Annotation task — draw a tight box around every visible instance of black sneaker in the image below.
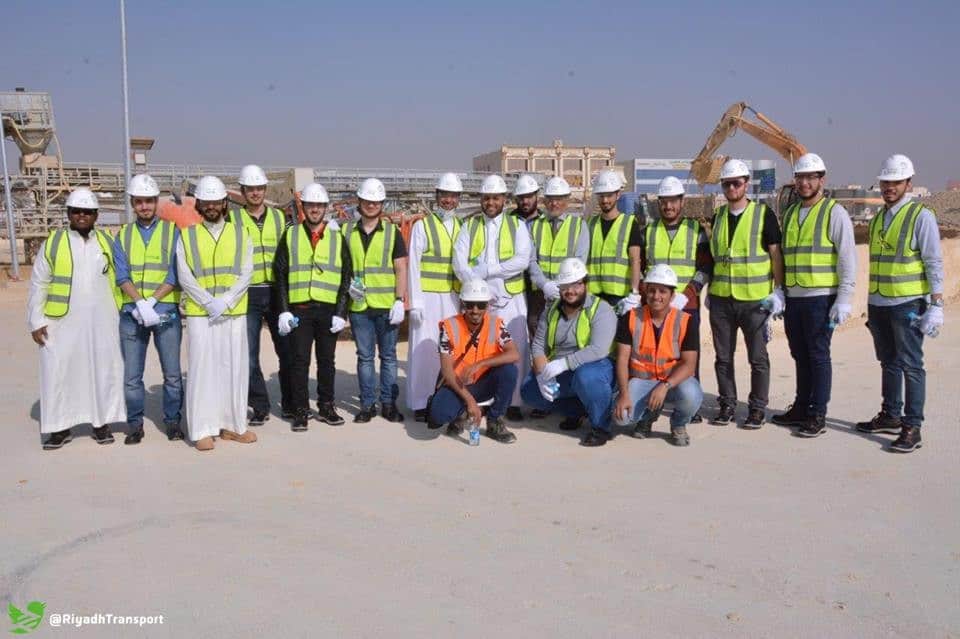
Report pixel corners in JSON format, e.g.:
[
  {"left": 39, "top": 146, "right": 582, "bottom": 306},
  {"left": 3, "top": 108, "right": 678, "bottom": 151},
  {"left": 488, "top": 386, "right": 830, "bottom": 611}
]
[
  {"left": 291, "top": 413, "right": 309, "bottom": 432},
  {"left": 580, "top": 428, "right": 610, "bottom": 447},
  {"left": 889, "top": 425, "right": 922, "bottom": 453},
  {"left": 689, "top": 412, "right": 703, "bottom": 424},
  {"left": 795, "top": 414, "right": 827, "bottom": 438},
  {"left": 166, "top": 425, "right": 184, "bottom": 441},
  {"left": 485, "top": 417, "right": 517, "bottom": 444},
  {"left": 505, "top": 407, "right": 523, "bottom": 421},
  {"left": 316, "top": 402, "right": 345, "bottom": 426},
  {"left": 413, "top": 409, "right": 427, "bottom": 423},
  {"left": 771, "top": 404, "right": 807, "bottom": 426},
  {"left": 742, "top": 409, "right": 765, "bottom": 429},
  {"left": 530, "top": 408, "right": 552, "bottom": 419},
  {"left": 381, "top": 403, "right": 404, "bottom": 423},
  {"left": 43, "top": 429, "right": 73, "bottom": 450},
  {"left": 354, "top": 406, "right": 376, "bottom": 423},
  {"left": 281, "top": 407, "right": 296, "bottom": 419},
  {"left": 671, "top": 425, "right": 690, "bottom": 447},
  {"left": 124, "top": 427, "right": 144, "bottom": 445},
  {"left": 558, "top": 416, "right": 581, "bottom": 431},
  {"left": 712, "top": 405, "right": 735, "bottom": 426},
  {"left": 92, "top": 425, "right": 115, "bottom": 445},
  {"left": 249, "top": 412, "right": 269, "bottom": 426},
  {"left": 856, "top": 411, "right": 902, "bottom": 435}
]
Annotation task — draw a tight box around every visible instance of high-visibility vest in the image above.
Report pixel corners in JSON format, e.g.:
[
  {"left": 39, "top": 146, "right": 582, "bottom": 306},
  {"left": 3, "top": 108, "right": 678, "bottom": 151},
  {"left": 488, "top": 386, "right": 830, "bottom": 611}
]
[
  {"left": 544, "top": 295, "right": 601, "bottom": 359},
  {"left": 465, "top": 214, "right": 524, "bottom": 295},
  {"left": 231, "top": 207, "right": 285, "bottom": 285},
  {"left": 710, "top": 201, "right": 773, "bottom": 301},
  {"left": 627, "top": 306, "right": 690, "bottom": 381},
  {"left": 117, "top": 219, "right": 180, "bottom": 304},
  {"left": 868, "top": 201, "right": 930, "bottom": 297},
  {"left": 287, "top": 224, "right": 343, "bottom": 305},
  {"left": 782, "top": 197, "right": 838, "bottom": 288},
  {"left": 531, "top": 214, "right": 585, "bottom": 283},
  {"left": 440, "top": 312, "right": 505, "bottom": 381},
  {"left": 644, "top": 218, "right": 699, "bottom": 283},
  {"left": 345, "top": 220, "right": 398, "bottom": 312},
  {"left": 42, "top": 228, "right": 122, "bottom": 317},
  {"left": 587, "top": 213, "right": 634, "bottom": 298},
  {"left": 181, "top": 221, "right": 249, "bottom": 316},
  {"left": 419, "top": 213, "right": 460, "bottom": 293}
]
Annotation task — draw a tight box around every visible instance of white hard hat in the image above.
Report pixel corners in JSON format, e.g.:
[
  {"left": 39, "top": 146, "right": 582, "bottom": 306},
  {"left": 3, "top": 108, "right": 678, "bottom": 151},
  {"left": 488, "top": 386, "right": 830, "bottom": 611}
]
[
  {"left": 877, "top": 154, "right": 915, "bottom": 182},
  {"left": 238, "top": 164, "right": 268, "bottom": 187},
  {"left": 127, "top": 173, "right": 160, "bottom": 198},
  {"left": 460, "top": 279, "right": 491, "bottom": 302},
  {"left": 300, "top": 182, "right": 330, "bottom": 204},
  {"left": 544, "top": 176, "right": 571, "bottom": 197},
  {"left": 720, "top": 159, "right": 751, "bottom": 180},
  {"left": 480, "top": 174, "right": 508, "bottom": 195},
  {"left": 592, "top": 170, "right": 622, "bottom": 194},
  {"left": 657, "top": 176, "right": 685, "bottom": 198},
  {"left": 66, "top": 187, "right": 98, "bottom": 210},
  {"left": 513, "top": 174, "right": 540, "bottom": 196},
  {"left": 436, "top": 172, "right": 463, "bottom": 193},
  {"left": 356, "top": 178, "right": 386, "bottom": 202},
  {"left": 644, "top": 263, "right": 679, "bottom": 288},
  {"left": 555, "top": 257, "right": 588, "bottom": 286},
  {"left": 794, "top": 153, "right": 827, "bottom": 175},
  {"left": 195, "top": 175, "right": 228, "bottom": 201}
]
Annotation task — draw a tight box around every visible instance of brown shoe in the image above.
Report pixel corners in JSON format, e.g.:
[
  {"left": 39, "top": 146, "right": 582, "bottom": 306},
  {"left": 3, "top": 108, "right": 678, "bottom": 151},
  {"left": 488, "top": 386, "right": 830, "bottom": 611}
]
[
  {"left": 195, "top": 437, "right": 215, "bottom": 451},
  {"left": 220, "top": 429, "right": 257, "bottom": 443}
]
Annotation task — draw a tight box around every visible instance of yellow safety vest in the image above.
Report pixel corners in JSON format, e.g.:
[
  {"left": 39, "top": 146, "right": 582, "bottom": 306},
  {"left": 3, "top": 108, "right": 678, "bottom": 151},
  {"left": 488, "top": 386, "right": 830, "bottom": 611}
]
[
  {"left": 346, "top": 220, "right": 397, "bottom": 312},
  {"left": 587, "top": 213, "right": 633, "bottom": 297},
  {"left": 419, "top": 213, "right": 460, "bottom": 293},
  {"left": 42, "top": 228, "right": 122, "bottom": 317},
  {"left": 231, "top": 207, "right": 285, "bottom": 285},
  {"left": 782, "top": 197, "right": 838, "bottom": 288},
  {"left": 545, "top": 295, "right": 601, "bottom": 359},
  {"left": 118, "top": 219, "right": 181, "bottom": 304},
  {"left": 644, "top": 218, "right": 699, "bottom": 283},
  {"left": 531, "top": 215, "right": 585, "bottom": 283},
  {"left": 181, "top": 221, "right": 249, "bottom": 316},
  {"left": 868, "top": 201, "right": 930, "bottom": 297},
  {"left": 465, "top": 214, "right": 524, "bottom": 296},
  {"left": 287, "top": 224, "right": 343, "bottom": 305},
  {"left": 710, "top": 201, "right": 773, "bottom": 301}
]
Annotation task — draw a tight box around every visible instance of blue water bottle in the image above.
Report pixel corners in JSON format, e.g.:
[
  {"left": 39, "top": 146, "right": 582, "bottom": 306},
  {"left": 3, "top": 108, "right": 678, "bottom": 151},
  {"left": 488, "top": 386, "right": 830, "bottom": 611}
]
[{"left": 468, "top": 419, "right": 480, "bottom": 446}]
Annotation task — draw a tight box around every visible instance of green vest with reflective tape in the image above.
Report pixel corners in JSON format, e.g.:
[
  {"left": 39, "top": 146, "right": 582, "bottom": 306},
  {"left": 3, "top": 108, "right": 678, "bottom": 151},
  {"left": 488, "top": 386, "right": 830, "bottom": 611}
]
[
  {"left": 42, "top": 228, "right": 122, "bottom": 317},
  {"left": 287, "top": 224, "right": 343, "bottom": 305},
  {"left": 644, "top": 218, "right": 699, "bottom": 283},
  {"left": 587, "top": 213, "right": 633, "bottom": 297},
  {"left": 868, "top": 201, "right": 930, "bottom": 297},
  {"left": 118, "top": 219, "right": 180, "bottom": 304},
  {"left": 231, "top": 207, "right": 285, "bottom": 285},
  {"left": 531, "top": 215, "right": 585, "bottom": 284},
  {"left": 466, "top": 214, "right": 524, "bottom": 296},
  {"left": 419, "top": 213, "right": 460, "bottom": 293},
  {"left": 545, "top": 295, "right": 601, "bottom": 359},
  {"left": 181, "top": 221, "right": 249, "bottom": 316},
  {"left": 709, "top": 201, "right": 773, "bottom": 301},
  {"left": 782, "top": 197, "right": 838, "bottom": 288},
  {"left": 346, "top": 220, "right": 397, "bottom": 311}
]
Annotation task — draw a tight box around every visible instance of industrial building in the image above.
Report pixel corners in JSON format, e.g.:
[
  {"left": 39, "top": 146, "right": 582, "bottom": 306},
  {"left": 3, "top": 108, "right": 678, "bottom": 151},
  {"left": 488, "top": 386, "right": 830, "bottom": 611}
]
[{"left": 618, "top": 158, "right": 776, "bottom": 196}]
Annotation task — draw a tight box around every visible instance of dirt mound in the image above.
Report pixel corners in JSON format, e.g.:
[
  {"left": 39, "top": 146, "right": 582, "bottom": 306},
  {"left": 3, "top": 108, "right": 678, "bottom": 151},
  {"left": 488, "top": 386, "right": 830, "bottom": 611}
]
[{"left": 921, "top": 190, "right": 960, "bottom": 228}]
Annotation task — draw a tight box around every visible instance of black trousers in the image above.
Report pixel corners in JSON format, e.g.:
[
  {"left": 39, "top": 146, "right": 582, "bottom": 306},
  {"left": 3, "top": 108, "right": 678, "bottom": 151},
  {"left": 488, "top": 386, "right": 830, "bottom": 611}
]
[
  {"left": 289, "top": 302, "right": 339, "bottom": 410},
  {"left": 247, "top": 286, "right": 294, "bottom": 414}
]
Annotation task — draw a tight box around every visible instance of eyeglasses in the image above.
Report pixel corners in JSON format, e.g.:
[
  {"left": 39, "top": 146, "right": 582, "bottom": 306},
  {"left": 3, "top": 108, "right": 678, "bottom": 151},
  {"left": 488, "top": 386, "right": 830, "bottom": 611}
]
[
  {"left": 463, "top": 301, "right": 488, "bottom": 310},
  {"left": 68, "top": 209, "right": 97, "bottom": 216},
  {"left": 721, "top": 180, "right": 746, "bottom": 189},
  {"left": 794, "top": 173, "right": 823, "bottom": 182}
]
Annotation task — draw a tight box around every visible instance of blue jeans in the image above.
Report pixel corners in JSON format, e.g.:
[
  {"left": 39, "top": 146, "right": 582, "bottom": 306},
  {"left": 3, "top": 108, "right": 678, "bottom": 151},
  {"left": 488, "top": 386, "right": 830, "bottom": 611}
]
[
  {"left": 247, "top": 286, "right": 294, "bottom": 414},
  {"left": 613, "top": 377, "right": 703, "bottom": 429},
  {"left": 867, "top": 300, "right": 926, "bottom": 426},
  {"left": 119, "top": 311, "right": 183, "bottom": 428},
  {"left": 428, "top": 363, "right": 518, "bottom": 424},
  {"left": 520, "top": 359, "right": 614, "bottom": 431},
  {"left": 350, "top": 310, "right": 399, "bottom": 408},
  {"left": 784, "top": 295, "right": 835, "bottom": 415}
]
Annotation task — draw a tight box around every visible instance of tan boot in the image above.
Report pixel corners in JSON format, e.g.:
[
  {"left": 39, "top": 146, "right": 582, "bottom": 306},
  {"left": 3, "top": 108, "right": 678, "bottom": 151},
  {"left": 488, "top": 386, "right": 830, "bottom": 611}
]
[
  {"left": 220, "top": 429, "right": 257, "bottom": 443},
  {"left": 195, "top": 437, "right": 215, "bottom": 451}
]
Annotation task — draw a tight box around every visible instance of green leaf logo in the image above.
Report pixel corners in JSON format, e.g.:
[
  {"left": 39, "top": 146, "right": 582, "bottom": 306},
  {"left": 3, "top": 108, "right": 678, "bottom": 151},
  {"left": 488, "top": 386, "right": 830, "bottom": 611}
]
[{"left": 8, "top": 602, "right": 45, "bottom": 634}]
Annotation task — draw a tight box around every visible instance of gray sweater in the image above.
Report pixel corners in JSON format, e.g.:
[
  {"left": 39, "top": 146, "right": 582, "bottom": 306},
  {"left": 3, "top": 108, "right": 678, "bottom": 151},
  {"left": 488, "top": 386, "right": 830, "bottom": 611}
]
[{"left": 531, "top": 294, "right": 616, "bottom": 369}]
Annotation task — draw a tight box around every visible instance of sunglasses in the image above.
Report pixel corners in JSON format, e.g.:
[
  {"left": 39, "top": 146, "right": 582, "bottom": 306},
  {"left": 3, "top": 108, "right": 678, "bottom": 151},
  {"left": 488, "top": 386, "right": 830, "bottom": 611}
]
[
  {"left": 68, "top": 209, "right": 98, "bottom": 216},
  {"left": 721, "top": 180, "right": 746, "bottom": 189},
  {"left": 463, "top": 301, "right": 488, "bottom": 310}
]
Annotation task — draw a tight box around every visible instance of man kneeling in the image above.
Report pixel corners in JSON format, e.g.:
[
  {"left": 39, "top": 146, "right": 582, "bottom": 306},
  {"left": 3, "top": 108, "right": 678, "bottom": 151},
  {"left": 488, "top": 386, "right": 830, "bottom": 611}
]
[
  {"left": 427, "top": 279, "right": 520, "bottom": 443},
  {"left": 613, "top": 264, "right": 703, "bottom": 446}
]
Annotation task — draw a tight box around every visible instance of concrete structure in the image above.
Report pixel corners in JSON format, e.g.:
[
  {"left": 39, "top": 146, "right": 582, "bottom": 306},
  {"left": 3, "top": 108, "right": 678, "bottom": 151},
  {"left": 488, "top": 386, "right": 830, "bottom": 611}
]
[{"left": 619, "top": 158, "right": 775, "bottom": 197}]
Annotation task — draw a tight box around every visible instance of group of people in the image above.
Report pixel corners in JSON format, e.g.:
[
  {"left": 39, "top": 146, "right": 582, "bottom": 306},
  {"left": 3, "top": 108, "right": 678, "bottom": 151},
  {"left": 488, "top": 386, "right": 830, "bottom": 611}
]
[{"left": 27, "top": 153, "right": 944, "bottom": 454}]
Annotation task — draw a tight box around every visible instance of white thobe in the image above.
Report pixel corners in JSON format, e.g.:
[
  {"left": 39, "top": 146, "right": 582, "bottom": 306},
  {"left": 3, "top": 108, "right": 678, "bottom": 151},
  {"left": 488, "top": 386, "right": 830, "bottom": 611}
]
[
  {"left": 27, "top": 229, "right": 125, "bottom": 433},
  {"left": 176, "top": 219, "right": 254, "bottom": 441},
  {"left": 405, "top": 213, "right": 460, "bottom": 411},
  {"left": 452, "top": 213, "right": 532, "bottom": 405}
]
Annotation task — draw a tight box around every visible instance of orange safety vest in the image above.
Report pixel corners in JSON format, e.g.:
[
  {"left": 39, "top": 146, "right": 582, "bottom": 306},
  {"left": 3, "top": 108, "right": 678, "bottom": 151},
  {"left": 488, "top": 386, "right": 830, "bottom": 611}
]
[
  {"left": 627, "top": 306, "right": 690, "bottom": 381},
  {"left": 440, "top": 312, "right": 505, "bottom": 382}
]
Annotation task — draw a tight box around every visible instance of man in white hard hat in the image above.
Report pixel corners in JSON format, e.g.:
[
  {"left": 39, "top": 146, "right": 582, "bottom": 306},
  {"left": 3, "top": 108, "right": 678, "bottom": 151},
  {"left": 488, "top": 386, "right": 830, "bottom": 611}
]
[
  {"left": 231, "top": 164, "right": 294, "bottom": 426},
  {"left": 586, "top": 169, "right": 643, "bottom": 314},
  {"left": 28, "top": 188, "right": 125, "bottom": 450},
  {"left": 272, "top": 182, "right": 350, "bottom": 432},
  {"left": 406, "top": 173, "right": 464, "bottom": 422},
  {"left": 613, "top": 264, "right": 703, "bottom": 447},
  {"left": 509, "top": 174, "right": 548, "bottom": 342},
  {"left": 639, "top": 175, "right": 712, "bottom": 424},
  {"left": 521, "top": 258, "right": 617, "bottom": 446},
  {"left": 427, "top": 279, "right": 520, "bottom": 443},
  {"left": 344, "top": 178, "right": 409, "bottom": 423},
  {"left": 770, "top": 154, "right": 856, "bottom": 438},
  {"left": 113, "top": 174, "right": 184, "bottom": 444},
  {"left": 176, "top": 176, "right": 256, "bottom": 451},
  {"left": 708, "top": 158, "right": 785, "bottom": 428},
  {"left": 453, "top": 174, "right": 532, "bottom": 421},
  {"left": 854, "top": 155, "right": 943, "bottom": 453}
]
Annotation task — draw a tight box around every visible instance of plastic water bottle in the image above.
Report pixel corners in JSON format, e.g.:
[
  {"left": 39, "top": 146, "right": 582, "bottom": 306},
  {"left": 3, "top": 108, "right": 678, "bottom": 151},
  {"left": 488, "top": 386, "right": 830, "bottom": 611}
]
[
  {"left": 155, "top": 311, "right": 177, "bottom": 327},
  {"left": 289, "top": 315, "right": 300, "bottom": 329},
  {"left": 908, "top": 311, "right": 938, "bottom": 338},
  {"left": 827, "top": 318, "right": 837, "bottom": 331},
  {"left": 547, "top": 381, "right": 560, "bottom": 396},
  {"left": 760, "top": 298, "right": 773, "bottom": 312},
  {"left": 468, "top": 419, "right": 480, "bottom": 446}
]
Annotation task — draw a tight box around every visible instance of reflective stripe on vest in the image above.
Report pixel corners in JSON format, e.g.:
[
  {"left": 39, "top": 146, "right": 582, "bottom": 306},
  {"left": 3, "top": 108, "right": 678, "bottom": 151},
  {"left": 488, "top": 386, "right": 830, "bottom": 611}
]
[
  {"left": 466, "top": 215, "right": 524, "bottom": 296},
  {"left": 43, "top": 228, "right": 122, "bottom": 317},
  {"left": 345, "top": 220, "right": 397, "bottom": 311},
  {"left": 118, "top": 220, "right": 180, "bottom": 304},
  {"left": 182, "top": 221, "right": 248, "bottom": 316},
  {"left": 545, "top": 295, "right": 600, "bottom": 359},
  {"left": 709, "top": 201, "right": 773, "bottom": 301},
  {"left": 868, "top": 201, "right": 930, "bottom": 297},
  {"left": 232, "top": 207, "right": 284, "bottom": 285},
  {"left": 419, "top": 213, "right": 460, "bottom": 293},
  {"left": 645, "top": 218, "right": 698, "bottom": 283},
  {"left": 782, "top": 197, "right": 838, "bottom": 288},
  {"left": 531, "top": 215, "right": 584, "bottom": 282},
  {"left": 442, "top": 312, "right": 502, "bottom": 380},
  {"left": 587, "top": 213, "right": 633, "bottom": 297},
  {"left": 287, "top": 225, "right": 343, "bottom": 304},
  {"left": 628, "top": 306, "right": 689, "bottom": 381}
]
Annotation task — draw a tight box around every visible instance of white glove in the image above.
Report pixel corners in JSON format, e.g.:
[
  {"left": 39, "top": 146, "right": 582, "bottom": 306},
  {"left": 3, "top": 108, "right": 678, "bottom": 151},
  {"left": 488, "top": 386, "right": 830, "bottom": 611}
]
[
  {"left": 131, "top": 309, "right": 144, "bottom": 325},
  {"left": 204, "top": 298, "right": 229, "bottom": 321},
  {"left": 409, "top": 307, "right": 424, "bottom": 326},
  {"left": 389, "top": 299, "right": 406, "bottom": 325},
  {"left": 764, "top": 287, "right": 786, "bottom": 317},
  {"left": 615, "top": 292, "right": 641, "bottom": 316},
  {"left": 541, "top": 357, "right": 569, "bottom": 382},
  {"left": 348, "top": 278, "right": 366, "bottom": 302},
  {"left": 670, "top": 293, "right": 688, "bottom": 310},
  {"left": 136, "top": 298, "right": 161, "bottom": 327},
  {"left": 278, "top": 311, "right": 296, "bottom": 336},
  {"left": 919, "top": 305, "right": 943, "bottom": 337},
  {"left": 541, "top": 280, "right": 560, "bottom": 301},
  {"left": 828, "top": 302, "right": 852, "bottom": 326},
  {"left": 325, "top": 218, "right": 340, "bottom": 232},
  {"left": 537, "top": 374, "right": 556, "bottom": 403},
  {"left": 330, "top": 315, "right": 347, "bottom": 333}
]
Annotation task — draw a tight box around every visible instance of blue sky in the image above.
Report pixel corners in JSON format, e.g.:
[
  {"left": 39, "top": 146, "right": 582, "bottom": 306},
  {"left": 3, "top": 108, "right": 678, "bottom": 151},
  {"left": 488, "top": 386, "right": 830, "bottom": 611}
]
[{"left": 4, "top": 0, "right": 958, "bottom": 189}]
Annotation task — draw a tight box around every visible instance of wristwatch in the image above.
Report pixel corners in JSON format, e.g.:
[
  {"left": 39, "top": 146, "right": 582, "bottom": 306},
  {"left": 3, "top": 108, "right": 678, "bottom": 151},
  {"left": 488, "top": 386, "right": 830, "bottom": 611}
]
[
  {"left": 660, "top": 380, "right": 672, "bottom": 390},
  {"left": 931, "top": 298, "right": 944, "bottom": 307}
]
